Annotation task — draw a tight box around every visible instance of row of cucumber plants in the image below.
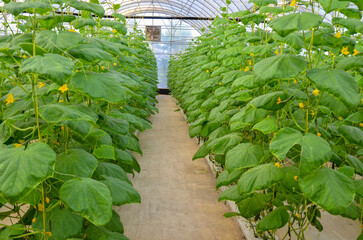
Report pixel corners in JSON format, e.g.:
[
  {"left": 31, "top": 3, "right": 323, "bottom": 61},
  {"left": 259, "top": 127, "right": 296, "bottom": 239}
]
[
  {"left": 168, "top": 0, "right": 362, "bottom": 239},
  {"left": 0, "top": 0, "right": 158, "bottom": 239}
]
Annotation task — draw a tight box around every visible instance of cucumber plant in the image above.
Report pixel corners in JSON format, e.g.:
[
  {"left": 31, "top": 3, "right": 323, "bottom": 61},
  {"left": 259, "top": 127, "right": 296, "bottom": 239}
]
[
  {"left": 169, "top": 0, "right": 362, "bottom": 239},
  {"left": 0, "top": 1, "right": 158, "bottom": 239}
]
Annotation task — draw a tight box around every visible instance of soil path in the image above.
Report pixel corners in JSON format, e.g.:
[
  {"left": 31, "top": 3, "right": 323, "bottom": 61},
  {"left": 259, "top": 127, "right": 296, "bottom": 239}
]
[{"left": 115, "top": 95, "right": 245, "bottom": 240}]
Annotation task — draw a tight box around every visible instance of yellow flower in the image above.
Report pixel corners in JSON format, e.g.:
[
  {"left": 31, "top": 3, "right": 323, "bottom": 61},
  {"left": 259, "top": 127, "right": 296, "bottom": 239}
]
[
  {"left": 353, "top": 49, "right": 360, "bottom": 56},
  {"left": 294, "top": 176, "right": 298, "bottom": 181},
  {"left": 112, "top": 29, "right": 117, "bottom": 34},
  {"left": 38, "top": 203, "right": 44, "bottom": 212},
  {"left": 338, "top": 116, "right": 342, "bottom": 120},
  {"left": 276, "top": 97, "right": 282, "bottom": 104},
  {"left": 14, "top": 143, "right": 22, "bottom": 148},
  {"left": 218, "top": 82, "right": 222, "bottom": 86},
  {"left": 299, "top": 102, "right": 304, "bottom": 108},
  {"left": 274, "top": 49, "right": 279, "bottom": 55},
  {"left": 53, "top": 140, "right": 60, "bottom": 146},
  {"left": 45, "top": 197, "right": 50, "bottom": 204},
  {"left": 120, "top": 106, "right": 123, "bottom": 109},
  {"left": 330, "top": 51, "right": 335, "bottom": 57},
  {"left": 58, "top": 84, "right": 69, "bottom": 93},
  {"left": 132, "top": 54, "right": 135, "bottom": 57},
  {"left": 334, "top": 31, "right": 341, "bottom": 38},
  {"left": 206, "top": 69, "right": 209, "bottom": 73},
  {"left": 311, "top": 110, "right": 315, "bottom": 116},
  {"left": 114, "top": 62, "right": 117, "bottom": 66},
  {"left": 68, "top": 29, "right": 77, "bottom": 33},
  {"left": 5, "top": 93, "right": 15, "bottom": 105},
  {"left": 250, "top": 53, "right": 254, "bottom": 56},
  {"left": 267, "top": 115, "right": 270, "bottom": 118},
  {"left": 238, "top": 106, "right": 241, "bottom": 109},
  {"left": 76, "top": 70, "right": 79, "bottom": 72},
  {"left": 341, "top": 46, "right": 349, "bottom": 55},
  {"left": 38, "top": 82, "right": 46, "bottom": 88},
  {"left": 244, "top": 66, "right": 249, "bottom": 72},
  {"left": 22, "top": 54, "right": 27, "bottom": 59},
  {"left": 312, "top": 89, "right": 320, "bottom": 96},
  {"left": 61, "top": 126, "right": 65, "bottom": 131},
  {"left": 273, "top": 132, "right": 276, "bottom": 136},
  {"left": 59, "top": 99, "right": 64, "bottom": 103},
  {"left": 269, "top": 16, "right": 273, "bottom": 20},
  {"left": 293, "top": 79, "right": 297, "bottom": 84},
  {"left": 19, "top": 140, "right": 24, "bottom": 144},
  {"left": 101, "top": 66, "right": 106, "bottom": 71},
  {"left": 290, "top": 0, "right": 296, "bottom": 6},
  {"left": 275, "top": 162, "right": 281, "bottom": 168},
  {"left": 46, "top": 232, "right": 52, "bottom": 237},
  {"left": 317, "top": 132, "right": 322, "bottom": 137},
  {"left": 359, "top": 123, "right": 363, "bottom": 127},
  {"left": 295, "top": 213, "right": 300, "bottom": 218},
  {"left": 32, "top": 218, "right": 36, "bottom": 223},
  {"left": 248, "top": 59, "right": 252, "bottom": 66}
]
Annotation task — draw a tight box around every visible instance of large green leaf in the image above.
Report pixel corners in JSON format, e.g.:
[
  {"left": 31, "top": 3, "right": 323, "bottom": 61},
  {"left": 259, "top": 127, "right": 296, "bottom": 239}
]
[
  {"left": 238, "top": 193, "right": 272, "bottom": 218},
  {"left": 2, "top": 1, "right": 51, "bottom": 16},
  {"left": 100, "top": 117, "right": 129, "bottom": 135},
  {"left": 216, "top": 169, "right": 243, "bottom": 189},
  {"left": 100, "top": 176, "right": 140, "bottom": 206},
  {"left": 86, "top": 225, "right": 129, "bottom": 240},
  {"left": 35, "top": 30, "right": 83, "bottom": 53},
  {"left": 39, "top": 103, "right": 98, "bottom": 123},
  {"left": 272, "top": 32, "right": 304, "bottom": 50},
  {"left": 346, "top": 154, "right": 363, "bottom": 175},
  {"left": 252, "top": 118, "right": 278, "bottom": 134},
  {"left": 336, "top": 56, "right": 363, "bottom": 71},
  {"left": 68, "top": 0, "right": 105, "bottom": 17},
  {"left": 0, "top": 143, "right": 56, "bottom": 203},
  {"left": 270, "top": 128, "right": 303, "bottom": 161},
  {"left": 299, "top": 168, "right": 354, "bottom": 215},
  {"left": 226, "top": 143, "right": 265, "bottom": 172},
  {"left": 247, "top": 91, "right": 289, "bottom": 110},
  {"left": 100, "top": 20, "right": 127, "bottom": 35},
  {"left": 254, "top": 54, "right": 307, "bottom": 86},
  {"left": 269, "top": 13, "right": 323, "bottom": 37},
  {"left": 72, "top": 18, "right": 97, "bottom": 29},
  {"left": 249, "top": 0, "right": 277, "bottom": 6},
  {"left": 208, "top": 133, "right": 242, "bottom": 155},
  {"left": 37, "top": 14, "right": 76, "bottom": 30},
  {"left": 20, "top": 54, "right": 74, "bottom": 85},
  {"left": 60, "top": 178, "right": 112, "bottom": 225},
  {"left": 55, "top": 149, "right": 98, "bottom": 181},
  {"left": 256, "top": 206, "right": 290, "bottom": 231},
  {"left": 238, "top": 163, "right": 285, "bottom": 194},
  {"left": 332, "top": 17, "right": 363, "bottom": 34},
  {"left": 300, "top": 133, "right": 332, "bottom": 175},
  {"left": 67, "top": 45, "right": 113, "bottom": 62},
  {"left": 338, "top": 125, "right": 363, "bottom": 146},
  {"left": 307, "top": 69, "right": 360, "bottom": 108},
  {"left": 93, "top": 162, "right": 132, "bottom": 185},
  {"left": 317, "top": 0, "right": 349, "bottom": 12},
  {"left": 71, "top": 72, "right": 126, "bottom": 103}
]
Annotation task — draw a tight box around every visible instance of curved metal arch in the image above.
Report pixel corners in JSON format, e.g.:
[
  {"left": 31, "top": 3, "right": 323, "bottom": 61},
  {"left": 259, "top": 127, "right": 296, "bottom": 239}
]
[
  {"left": 123, "top": 7, "right": 210, "bottom": 30},
  {"left": 111, "top": 0, "right": 218, "bottom": 18}
]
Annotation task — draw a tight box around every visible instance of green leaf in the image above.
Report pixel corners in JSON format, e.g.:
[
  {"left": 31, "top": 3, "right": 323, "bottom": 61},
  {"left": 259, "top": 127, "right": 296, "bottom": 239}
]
[
  {"left": 238, "top": 193, "right": 272, "bottom": 218},
  {"left": 100, "top": 176, "right": 140, "bottom": 206},
  {"left": 35, "top": 30, "right": 83, "bottom": 54},
  {"left": 68, "top": 45, "right": 113, "bottom": 62},
  {"left": 241, "top": 44, "right": 277, "bottom": 55},
  {"left": 39, "top": 103, "right": 98, "bottom": 124},
  {"left": 55, "top": 149, "right": 98, "bottom": 181},
  {"left": 259, "top": 6, "right": 294, "bottom": 14},
  {"left": 208, "top": 133, "right": 242, "bottom": 155},
  {"left": 100, "top": 117, "right": 129, "bottom": 135},
  {"left": 272, "top": 32, "right": 304, "bottom": 50},
  {"left": 86, "top": 225, "right": 129, "bottom": 240},
  {"left": 269, "top": 13, "right": 323, "bottom": 37},
  {"left": 20, "top": 54, "right": 74, "bottom": 85},
  {"left": 354, "top": 179, "right": 363, "bottom": 197},
  {"left": 252, "top": 118, "right": 278, "bottom": 134},
  {"left": 346, "top": 110, "right": 363, "bottom": 123},
  {"left": 100, "top": 20, "right": 127, "bottom": 35},
  {"left": 72, "top": 18, "right": 97, "bottom": 29},
  {"left": 0, "top": 122, "right": 11, "bottom": 144},
  {"left": 299, "top": 167, "right": 354, "bottom": 215},
  {"left": 2, "top": 1, "right": 51, "bottom": 16},
  {"left": 37, "top": 14, "right": 76, "bottom": 30},
  {"left": 332, "top": 17, "right": 363, "bottom": 34},
  {"left": 93, "top": 162, "right": 132, "bottom": 185},
  {"left": 93, "top": 145, "right": 115, "bottom": 160},
  {"left": 317, "top": 0, "right": 349, "bottom": 12},
  {"left": 338, "top": 166, "right": 355, "bottom": 178},
  {"left": 226, "top": 143, "right": 265, "bottom": 172},
  {"left": 238, "top": 163, "right": 285, "bottom": 194},
  {"left": 218, "top": 185, "right": 244, "bottom": 202},
  {"left": 338, "top": 125, "right": 363, "bottom": 146},
  {"left": 336, "top": 57, "right": 363, "bottom": 71},
  {"left": 104, "top": 210, "right": 124, "bottom": 233},
  {"left": 307, "top": 69, "right": 360, "bottom": 108},
  {"left": 0, "top": 143, "right": 56, "bottom": 203},
  {"left": 256, "top": 206, "right": 289, "bottom": 231},
  {"left": 60, "top": 178, "right": 112, "bottom": 225},
  {"left": 300, "top": 133, "right": 332, "bottom": 175},
  {"left": 248, "top": 91, "right": 290, "bottom": 110},
  {"left": 254, "top": 54, "right": 308, "bottom": 86},
  {"left": 269, "top": 127, "right": 303, "bottom": 161},
  {"left": 346, "top": 154, "right": 363, "bottom": 175},
  {"left": 192, "top": 144, "right": 210, "bottom": 160},
  {"left": 249, "top": 0, "right": 277, "bottom": 7},
  {"left": 71, "top": 72, "right": 126, "bottom": 104},
  {"left": 0, "top": 224, "right": 24, "bottom": 239},
  {"left": 68, "top": 0, "right": 105, "bottom": 17},
  {"left": 216, "top": 169, "right": 243, "bottom": 189},
  {"left": 339, "top": 8, "right": 362, "bottom": 19}
]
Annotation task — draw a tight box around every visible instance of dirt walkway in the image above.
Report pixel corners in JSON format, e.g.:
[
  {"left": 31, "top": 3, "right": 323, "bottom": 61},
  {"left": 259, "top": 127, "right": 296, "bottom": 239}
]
[{"left": 115, "top": 95, "right": 245, "bottom": 240}]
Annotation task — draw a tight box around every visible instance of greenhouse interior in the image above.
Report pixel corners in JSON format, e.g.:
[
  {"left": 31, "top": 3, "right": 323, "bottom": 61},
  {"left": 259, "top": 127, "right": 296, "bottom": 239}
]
[{"left": 0, "top": 0, "right": 362, "bottom": 239}]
